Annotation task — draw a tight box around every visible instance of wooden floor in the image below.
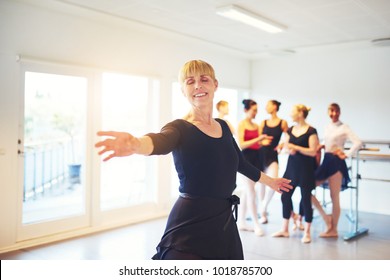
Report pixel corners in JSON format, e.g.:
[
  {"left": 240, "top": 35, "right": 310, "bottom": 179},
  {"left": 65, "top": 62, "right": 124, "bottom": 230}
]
[{"left": 1, "top": 206, "right": 389, "bottom": 260}]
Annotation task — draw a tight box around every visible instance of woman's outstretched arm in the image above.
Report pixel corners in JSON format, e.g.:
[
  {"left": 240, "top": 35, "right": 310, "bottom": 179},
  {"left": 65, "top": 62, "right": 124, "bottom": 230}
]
[{"left": 95, "top": 131, "right": 153, "bottom": 161}]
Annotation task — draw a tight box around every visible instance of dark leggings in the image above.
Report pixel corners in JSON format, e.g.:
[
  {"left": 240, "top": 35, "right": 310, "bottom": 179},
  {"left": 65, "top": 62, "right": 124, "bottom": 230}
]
[
  {"left": 282, "top": 185, "right": 313, "bottom": 223},
  {"left": 161, "top": 248, "right": 203, "bottom": 260}
]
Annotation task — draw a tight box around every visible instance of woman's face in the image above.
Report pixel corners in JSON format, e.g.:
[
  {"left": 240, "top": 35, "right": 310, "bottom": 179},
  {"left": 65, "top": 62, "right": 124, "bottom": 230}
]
[
  {"left": 246, "top": 104, "right": 258, "bottom": 119},
  {"left": 266, "top": 101, "right": 275, "bottom": 114},
  {"left": 219, "top": 104, "right": 229, "bottom": 115},
  {"left": 182, "top": 74, "right": 218, "bottom": 108},
  {"left": 290, "top": 106, "right": 300, "bottom": 122},
  {"left": 328, "top": 108, "right": 340, "bottom": 123}
]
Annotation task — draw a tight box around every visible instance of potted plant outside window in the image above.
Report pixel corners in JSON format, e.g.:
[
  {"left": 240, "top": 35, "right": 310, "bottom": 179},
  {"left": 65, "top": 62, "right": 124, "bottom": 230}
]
[{"left": 52, "top": 113, "right": 82, "bottom": 184}]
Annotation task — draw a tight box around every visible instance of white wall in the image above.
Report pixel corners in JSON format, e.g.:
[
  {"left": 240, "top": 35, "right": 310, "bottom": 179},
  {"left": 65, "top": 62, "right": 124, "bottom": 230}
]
[
  {"left": 251, "top": 45, "right": 390, "bottom": 215},
  {"left": 0, "top": 0, "right": 251, "bottom": 250}
]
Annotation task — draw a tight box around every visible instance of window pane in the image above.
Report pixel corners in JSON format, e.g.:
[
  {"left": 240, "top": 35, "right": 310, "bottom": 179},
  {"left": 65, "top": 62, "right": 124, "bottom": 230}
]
[
  {"left": 23, "top": 72, "right": 87, "bottom": 224},
  {"left": 100, "top": 73, "right": 156, "bottom": 210}
]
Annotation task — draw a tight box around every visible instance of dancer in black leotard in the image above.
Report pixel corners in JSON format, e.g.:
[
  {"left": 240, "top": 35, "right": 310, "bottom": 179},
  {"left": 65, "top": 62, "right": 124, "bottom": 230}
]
[
  {"left": 258, "top": 100, "right": 288, "bottom": 224},
  {"left": 272, "top": 104, "right": 319, "bottom": 244},
  {"left": 95, "top": 60, "right": 292, "bottom": 259}
]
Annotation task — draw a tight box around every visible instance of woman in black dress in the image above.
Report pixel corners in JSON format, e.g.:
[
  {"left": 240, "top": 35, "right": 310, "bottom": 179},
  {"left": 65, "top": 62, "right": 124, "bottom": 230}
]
[
  {"left": 272, "top": 104, "right": 319, "bottom": 243},
  {"left": 258, "top": 100, "right": 288, "bottom": 224},
  {"left": 95, "top": 60, "right": 292, "bottom": 259}
]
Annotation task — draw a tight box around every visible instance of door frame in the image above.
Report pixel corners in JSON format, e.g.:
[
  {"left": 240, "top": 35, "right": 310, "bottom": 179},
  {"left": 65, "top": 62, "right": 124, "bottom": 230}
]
[{"left": 17, "top": 60, "right": 93, "bottom": 241}]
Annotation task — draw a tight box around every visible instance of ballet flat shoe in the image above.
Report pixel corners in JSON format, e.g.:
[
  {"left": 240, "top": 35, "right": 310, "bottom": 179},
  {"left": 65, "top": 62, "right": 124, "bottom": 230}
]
[
  {"left": 301, "top": 235, "right": 311, "bottom": 243},
  {"left": 255, "top": 227, "right": 264, "bottom": 236}
]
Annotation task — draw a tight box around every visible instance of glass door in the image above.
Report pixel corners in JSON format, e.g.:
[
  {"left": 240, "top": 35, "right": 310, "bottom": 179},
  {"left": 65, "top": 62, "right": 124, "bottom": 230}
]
[{"left": 17, "top": 65, "right": 90, "bottom": 241}]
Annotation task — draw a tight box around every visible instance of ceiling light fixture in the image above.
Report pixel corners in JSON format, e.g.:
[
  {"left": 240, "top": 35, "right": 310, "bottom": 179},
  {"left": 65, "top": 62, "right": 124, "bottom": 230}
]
[
  {"left": 216, "top": 5, "right": 286, "bottom": 33},
  {"left": 371, "top": 38, "right": 390, "bottom": 47}
]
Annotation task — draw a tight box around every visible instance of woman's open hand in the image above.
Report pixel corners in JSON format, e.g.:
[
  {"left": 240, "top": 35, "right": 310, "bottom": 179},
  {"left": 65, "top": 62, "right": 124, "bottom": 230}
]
[
  {"left": 269, "top": 177, "right": 293, "bottom": 194},
  {"left": 95, "top": 131, "right": 140, "bottom": 161},
  {"left": 333, "top": 148, "right": 347, "bottom": 160},
  {"left": 259, "top": 134, "right": 273, "bottom": 146},
  {"left": 287, "top": 143, "right": 297, "bottom": 155},
  {"left": 259, "top": 172, "right": 293, "bottom": 194}
]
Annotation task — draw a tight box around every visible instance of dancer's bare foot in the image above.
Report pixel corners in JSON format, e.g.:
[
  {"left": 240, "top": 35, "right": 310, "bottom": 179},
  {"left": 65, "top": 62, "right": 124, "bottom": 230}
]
[
  {"left": 260, "top": 216, "right": 268, "bottom": 224},
  {"left": 297, "top": 216, "right": 304, "bottom": 231},
  {"left": 301, "top": 233, "right": 311, "bottom": 243},
  {"left": 325, "top": 214, "right": 333, "bottom": 232},
  {"left": 292, "top": 213, "right": 299, "bottom": 230},
  {"left": 238, "top": 223, "right": 254, "bottom": 232},
  {"left": 272, "top": 231, "right": 289, "bottom": 238},
  {"left": 319, "top": 231, "right": 338, "bottom": 238},
  {"left": 254, "top": 226, "right": 264, "bottom": 236}
]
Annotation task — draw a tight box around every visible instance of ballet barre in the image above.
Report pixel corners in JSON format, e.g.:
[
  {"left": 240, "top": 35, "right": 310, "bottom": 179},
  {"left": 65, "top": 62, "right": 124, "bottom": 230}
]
[
  {"left": 344, "top": 146, "right": 390, "bottom": 240},
  {"left": 355, "top": 152, "right": 390, "bottom": 162},
  {"left": 351, "top": 151, "right": 390, "bottom": 188},
  {"left": 342, "top": 147, "right": 380, "bottom": 241},
  {"left": 360, "top": 139, "right": 390, "bottom": 149}
]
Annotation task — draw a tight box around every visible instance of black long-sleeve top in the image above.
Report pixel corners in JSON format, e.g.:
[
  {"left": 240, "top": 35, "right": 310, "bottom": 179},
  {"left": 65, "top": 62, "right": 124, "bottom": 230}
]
[{"left": 146, "top": 118, "right": 261, "bottom": 199}]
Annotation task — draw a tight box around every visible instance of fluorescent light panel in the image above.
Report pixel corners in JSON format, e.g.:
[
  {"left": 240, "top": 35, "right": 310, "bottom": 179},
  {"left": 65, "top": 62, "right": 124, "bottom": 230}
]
[{"left": 216, "top": 5, "right": 286, "bottom": 33}]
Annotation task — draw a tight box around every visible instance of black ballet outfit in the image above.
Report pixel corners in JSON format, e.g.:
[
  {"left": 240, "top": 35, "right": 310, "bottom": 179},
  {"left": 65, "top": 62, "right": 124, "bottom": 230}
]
[
  {"left": 260, "top": 120, "right": 284, "bottom": 168},
  {"left": 146, "top": 119, "right": 261, "bottom": 260},
  {"left": 282, "top": 126, "right": 317, "bottom": 223}
]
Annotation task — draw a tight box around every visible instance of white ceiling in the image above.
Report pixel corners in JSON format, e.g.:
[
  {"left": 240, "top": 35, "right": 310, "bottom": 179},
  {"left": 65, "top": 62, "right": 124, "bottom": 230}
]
[{"left": 58, "top": 0, "right": 390, "bottom": 54}]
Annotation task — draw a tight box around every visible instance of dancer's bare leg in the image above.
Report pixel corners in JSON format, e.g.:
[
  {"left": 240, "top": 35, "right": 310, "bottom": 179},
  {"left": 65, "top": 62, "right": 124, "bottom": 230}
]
[
  {"left": 320, "top": 172, "right": 342, "bottom": 237},
  {"left": 311, "top": 179, "right": 333, "bottom": 233},
  {"left": 301, "top": 222, "right": 312, "bottom": 243},
  {"left": 312, "top": 194, "right": 332, "bottom": 232},
  {"left": 297, "top": 214, "right": 305, "bottom": 231},
  {"left": 272, "top": 218, "right": 290, "bottom": 237},
  {"left": 260, "top": 162, "right": 277, "bottom": 224}
]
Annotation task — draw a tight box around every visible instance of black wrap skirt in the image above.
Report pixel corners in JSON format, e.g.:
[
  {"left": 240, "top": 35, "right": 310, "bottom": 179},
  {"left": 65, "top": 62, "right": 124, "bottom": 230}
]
[
  {"left": 315, "top": 153, "right": 350, "bottom": 191},
  {"left": 152, "top": 193, "right": 243, "bottom": 260}
]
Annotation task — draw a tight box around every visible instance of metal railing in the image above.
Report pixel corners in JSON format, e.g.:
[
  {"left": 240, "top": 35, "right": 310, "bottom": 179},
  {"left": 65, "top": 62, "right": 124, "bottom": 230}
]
[{"left": 23, "top": 139, "right": 74, "bottom": 201}]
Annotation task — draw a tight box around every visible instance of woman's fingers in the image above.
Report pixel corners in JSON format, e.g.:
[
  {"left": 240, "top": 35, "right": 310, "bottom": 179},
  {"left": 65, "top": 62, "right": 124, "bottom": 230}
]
[
  {"left": 279, "top": 185, "right": 292, "bottom": 192},
  {"left": 95, "top": 139, "right": 109, "bottom": 148},
  {"left": 96, "top": 131, "right": 136, "bottom": 159},
  {"left": 97, "top": 131, "right": 121, "bottom": 137},
  {"left": 97, "top": 147, "right": 111, "bottom": 156},
  {"left": 96, "top": 133, "right": 117, "bottom": 159},
  {"left": 275, "top": 178, "right": 293, "bottom": 193},
  {"left": 103, "top": 153, "right": 115, "bottom": 162}
]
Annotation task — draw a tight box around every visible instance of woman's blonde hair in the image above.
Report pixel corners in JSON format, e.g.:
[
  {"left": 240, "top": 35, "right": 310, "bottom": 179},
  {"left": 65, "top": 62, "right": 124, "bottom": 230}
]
[
  {"left": 295, "top": 104, "right": 311, "bottom": 119},
  {"left": 178, "top": 60, "right": 216, "bottom": 84},
  {"left": 216, "top": 100, "right": 228, "bottom": 111}
]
